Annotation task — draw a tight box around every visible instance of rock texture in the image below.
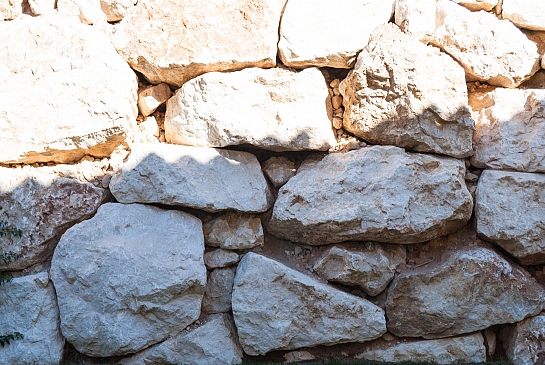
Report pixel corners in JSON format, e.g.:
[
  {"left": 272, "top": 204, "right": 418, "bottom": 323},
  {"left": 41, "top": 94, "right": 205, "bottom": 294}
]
[
  {"left": 0, "top": 17, "right": 137, "bottom": 165},
  {"left": 268, "top": 146, "right": 473, "bottom": 245},
  {"left": 100, "top": 0, "right": 135, "bottom": 22},
  {"left": 28, "top": 0, "right": 54, "bottom": 15},
  {"left": 165, "top": 67, "right": 336, "bottom": 151},
  {"left": 453, "top": 0, "right": 498, "bottom": 11},
  {"left": 261, "top": 157, "right": 296, "bottom": 188},
  {"left": 50, "top": 203, "right": 207, "bottom": 357},
  {"left": 277, "top": 0, "right": 394, "bottom": 68},
  {"left": 109, "top": 144, "right": 273, "bottom": 213},
  {"left": 202, "top": 267, "right": 235, "bottom": 314},
  {"left": 502, "top": 0, "right": 545, "bottom": 31},
  {"left": 120, "top": 314, "right": 243, "bottom": 365},
  {"left": 394, "top": 0, "right": 436, "bottom": 41},
  {"left": 476, "top": 170, "right": 545, "bottom": 265},
  {"left": 470, "top": 88, "right": 545, "bottom": 172},
  {"left": 1, "top": 0, "right": 21, "bottom": 20},
  {"left": 340, "top": 24, "right": 475, "bottom": 158},
  {"left": 358, "top": 333, "right": 486, "bottom": 364},
  {"left": 113, "top": 0, "right": 285, "bottom": 87},
  {"left": 232, "top": 253, "right": 386, "bottom": 355},
  {"left": 57, "top": 0, "right": 107, "bottom": 25},
  {"left": 204, "top": 213, "right": 264, "bottom": 249},
  {"left": 431, "top": 0, "right": 539, "bottom": 88},
  {"left": 204, "top": 249, "right": 240, "bottom": 269},
  {"left": 313, "top": 245, "right": 406, "bottom": 296},
  {"left": 503, "top": 314, "right": 545, "bottom": 365},
  {"left": 138, "top": 83, "right": 171, "bottom": 117},
  {"left": 386, "top": 247, "right": 545, "bottom": 339},
  {"left": 0, "top": 272, "right": 64, "bottom": 365},
  {"left": 0, "top": 167, "right": 109, "bottom": 270}
]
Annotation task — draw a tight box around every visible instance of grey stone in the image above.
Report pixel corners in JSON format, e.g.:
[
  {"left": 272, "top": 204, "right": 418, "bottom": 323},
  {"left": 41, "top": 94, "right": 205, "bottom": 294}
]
[
  {"left": 262, "top": 157, "right": 296, "bottom": 188},
  {"left": 503, "top": 313, "right": 545, "bottom": 365},
  {"left": 204, "top": 249, "right": 240, "bottom": 269},
  {"left": 204, "top": 213, "right": 264, "bottom": 249},
  {"left": 202, "top": 268, "right": 235, "bottom": 314}
]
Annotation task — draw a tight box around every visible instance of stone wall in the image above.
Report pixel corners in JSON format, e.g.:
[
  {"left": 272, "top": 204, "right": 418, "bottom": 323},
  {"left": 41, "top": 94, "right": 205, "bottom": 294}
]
[{"left": 1, "top": 0, "right": 545, "bottom": 364}]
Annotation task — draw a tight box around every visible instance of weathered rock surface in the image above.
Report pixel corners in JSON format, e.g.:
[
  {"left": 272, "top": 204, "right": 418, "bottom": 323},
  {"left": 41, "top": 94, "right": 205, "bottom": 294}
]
[
  {"left": 232, "top": 253, "right": 386, "bottom": 355},
  {"left": 277, "top": 0, "right": 393, "bottom": 68},
  {"left": 165, "top": 67, "right": 336, "bottom": 151},
  {"left": 202, "top": 267, "right": 235, "bottom": 314},
  {"left": 100, "top": 0, "right": 135, "bottom": 22},
  {"left": 120, "top": 314, "right": 243, "bottom": 365},
  {"left": 476, "top": 170, "right": 545, "bottom": 265},
  {"left": 204, "top": 213, "right": 264, "bottom": 249},
  {"left": 50, "top": 203, "right": 207, "bottom": 357},
  {"left": 0, "top": 167, "right": 109, "bottom": 270},
  {"left": 57, "top": 0, "right": 107, "bottom": 25},
  {"left": 261, "top": 157, "right": 296, "bottom": 188},
  {"left": 502, "top": 0, "right": 545, "bottom": 31},
  {"left": 1, "top": 0, "right": 21, "bottom": 20},
  {"left": 138, "top": 83, "right": 171, "bottom": 117},
  {"left": 340, "top": 24, "right": 475, "bottom": 158},
  {"left": 386, "top": 247, "right": 545, "bottom": 339},
  {"left": 453, "top": 0, "right": 498, "bottom": 11},
  {"left": 503, "top": 314, "right": 545, "bottom": 365},
  {"left": 0, "top": 272, "right": 64, "bottom": 365},
  {"left": 313, "top": 245, "right": 406, "bottom": 296},
  {"left": 268, "top": 146, "right": 473, "bottom": 245},
  {"left": 394, "top": 0, "right": 436, "bottom": 41},
  {"left": 204, "top": 249, "right": 240, "bottom": 269},
  {"left": 358, "top": 333, "right": 486, "bottom": 364},
  {"left": 28, "top": 0, "right": 54, "bottom": 15},
  {"left": 0, "top": 17, "right": 137, "bottom": 165},
  {"left": 109, "top": 144, "right": 273, "bottom": 213},
  {"left": 431, "top": 0, "right": 539, "bottom": 88},
  {"left": 113, "top": 0, "right": 285, "bottom": 87},
  {"left": 470, "top": 88, "right": 545, "bottom": 172}
]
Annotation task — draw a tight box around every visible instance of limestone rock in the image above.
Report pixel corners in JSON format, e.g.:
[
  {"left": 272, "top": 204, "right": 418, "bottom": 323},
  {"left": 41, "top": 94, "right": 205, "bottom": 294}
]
[
  {"left": 268, "top": 146, "right": 473, "bottom": 245},
  {"left": 0, "top": 272, "right": 64, "bottom": 365},
  {"left": 313, "top": 245, "right": 406, "bottom": 296},
  {"left": 113, "top": 0, "right": 285, "bottom": 87},
  {"left": 502, "top": 0, "right": 545, "bottom": 31},
  {"left": 431, "top": 0, "right": 539, "bottom": 88},
  {"left": 358, "top": 333, "right": 486, "bottom": 364},
  {"left": 503, "top": 313, "right": 545, "bottom": 365},
  {"left": 0, "top": 0, "right": 21, "bottom": 20},
  {"left": 50, "top": 203, "right": 206, "bottom": 357},
  {"left": 57, "top": 0, "right": 107, "bottom": 25},
  {"left": 232, "top": 253, "right": 386, "bottom": 355},
  {"left": 204, "top": 249, "right": 240, "bottom": 269},
  {"left": 0, "top": 167, "right": 109, "bottom": 270},
  {"left": 0, "top": 17, "right": 137, "bottom": 165},
  {"left": 340, "top": 24, "right": 474, "bottom": 158},
  {"left": 284, "top": 351, "right": 316, "bottom": 362},
  {"left": 476, "top": 170, "right": 545, "bottom": 265},
  {"left": 202, "top": 267, "right": 235, "bottom": 314},
  {"left": 109, "top": 144, "right": 273, "bottom": 213},
  {"left": 386, "top": 247, "right": 545, "bottom": 339},
  {"left": 278, "top": 0, "right": 394, "bottom": 68},
  {"left": 394, "top": 0, "right": 436, "bottom": 41},
  {"left": 262, "top": 157, "right": 296, "bottom": 189},
  {"left": 470, "top": 88, "right": 545, "bottom": 172},
  {"left": 120, "top": 314, "right": 243, "bottom": 365},
  {"left": 453, "top": 0, "right": 498, "bottom": 11},
  {"left": 100, "top": 0, "right": 135, "bottom": 22},
  {"left": 28, "top": 0, "right": 55, "bottom": 15},
  {"left": 204, "top": 213, "right": 264, "bottom": 249},
  {"left": 138, "top": 83, "right": 171, "bottom": 117},
  {"left": 165, "top": 67, "right": 336, "bottom": 151}
]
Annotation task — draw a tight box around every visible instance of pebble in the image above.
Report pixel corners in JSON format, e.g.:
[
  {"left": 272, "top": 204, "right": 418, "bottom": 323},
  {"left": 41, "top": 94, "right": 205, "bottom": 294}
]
[
  {"left": 333, "top": 117, "right": 343, "bottom": 129},
  {"left": 332, "top": 95, "right": 343, "bottom": 109}
]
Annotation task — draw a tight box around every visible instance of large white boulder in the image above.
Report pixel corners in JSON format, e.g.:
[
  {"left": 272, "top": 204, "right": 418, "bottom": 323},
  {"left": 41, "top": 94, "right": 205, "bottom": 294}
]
[
  {"left": 50, "top": 203, "right": 206, "bottom": 357},
  {"left": 503, "top": 314, "right": 545, "bottom": 365},
  {"left": 232, "top": 253, "right": 386, "bottom": 355},
  {"left": 165, "top": 67, "right": 336, "bottom": 151},
  {"left": 502, "top": 0, "right": 545, "bottom": 31},
  {"left": 0, "top": 17, "right": 137, "bottom": 164}
]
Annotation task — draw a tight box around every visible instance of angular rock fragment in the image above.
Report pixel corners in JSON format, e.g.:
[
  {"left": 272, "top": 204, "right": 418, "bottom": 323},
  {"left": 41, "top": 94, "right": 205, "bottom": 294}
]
[
  {"left": 50, "top": 203, "right": 207, "bottom": 357},
  {"left": 453, "top": 0, "right": 498, "bottom": 11},
  {"left": 476, "top": 170, "right": 545, "bottom": 265},
  {"left": 204, "top": 249, "right": 240, "bottom": 269},
  {"left": 386, "top": 247, "right": 545, "bottom": 339},
  {"left": 502, "top": 0, "right": 545, "bottom": 31},
  {"left": 109, "top": 144, "right": 273, "bottom": 213},
  {"left": 202, "top": 267, "right": 235, "bottom": 314},
  {"left": 394, "top": 0, "right": 436, "bottom": 41},
  {"left": 261, "top": 157, "right": 296, "bottom": 188},
  {"left": 470, "top": 88, "right": 545, "bottom": 172},
  {"left": 0, "top": 17, "right": 137, "bottom": 164},
  {"left": 340, "top": 24, "right": 474, "bottom": 158},
  {"left": 268, "top": 146, "right": 473, "bottom": 245},
  {"left": 100, "top": 0, "right": 135, "bottom": 22},
  {"left": 120, "top": 314, "right": 243, "bottom": 365},
  {"left": 57, "top": 0, "right": 107, "bottom": 25},
  {"left": 503, "top": 313, "right": 545, "bottom": 365},
  {"left": 204, "top": 213, "right": 264, "bottom": 249},
  {"left": 314, "top": 245, "right": 405, "bottom": 296},
  {"left": 113, "top": 0, "right": 285, "bottom": 87},
  {"left": 431, "top": 0, "right": 539, "bottom": 88},
  {"left": 0, "top": 273, "right": 64, "bottom": 365},
  {"left": 28, "top": 0, "right": 55, "bottom": 15},
  {"left": 1, "top": 0, "right": 21, "bottom": 20},
  {"left": 232, "top": 253, "right": 386, "bottom": 355},
  {"left": 0, "top": 167, "right": 109, "bottom": 270},
  {"left": 165, "top": 67, "right": 336, "bottom": 151},
  {"left": 138, "top": 83, "right": 171, "bottom": 117},
  {"left": 278, "top": 0, "right": 394, "bottom": 68}
]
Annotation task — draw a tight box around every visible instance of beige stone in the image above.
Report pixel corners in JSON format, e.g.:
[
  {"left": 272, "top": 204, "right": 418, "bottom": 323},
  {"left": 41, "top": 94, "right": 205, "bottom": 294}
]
[
  {"left": 100, "top": 0, "right": 135, "bottom": 22},
  {"left": 137, "top": 83, "right": 171, "bottom": 117},
  {"left": 503, "top": 313, "right": 545, "bottom": 365},
  {"left": 57, "top": 0, "right": 107, "bottom": 25},
  {"left": 28, "top": 0, "right": 54, "bottom": 15},
  {"left": 453, "top": 0, "right": 498, "bottom": 11},
  {"left": 0, "top": 0, "right": 21, "bottom": 20},
  {"left": 502, "top": 0, "right": 545, "bottom": 31},
  {"left": 395, "top": 0, "right": 436, "bottom": 41},
  {"left": 204, "top": 213, "right": 264, "bottom": 250},
  {"left": 284, "top": 351, "right": 315, "bottom": 362}
]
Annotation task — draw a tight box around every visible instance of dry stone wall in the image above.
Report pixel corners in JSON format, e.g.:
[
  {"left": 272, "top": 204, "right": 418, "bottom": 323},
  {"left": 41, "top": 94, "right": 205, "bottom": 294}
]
[{"left": 2, "top": 0, "right": 545, "bottom": 364}]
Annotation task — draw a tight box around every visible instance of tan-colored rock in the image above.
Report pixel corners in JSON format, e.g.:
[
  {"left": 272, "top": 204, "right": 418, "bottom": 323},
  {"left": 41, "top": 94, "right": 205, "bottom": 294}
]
[
  {"left": 57, "top": 0, "right": 107, "bottom": 25},
  {"left": 268, "top": 146, "right": 473, "bottom": 245},
  {"left": 278, "top": 0, "right": 393, "bottom": 68},
  {"left": 476, "top": 170, "right": 545, "bottom": 265},
  {"left": 165, "top": 67, "right": 336, "bottom": 151},
  {"left": 100, "top": 0, "right": 135, "bottom": 22},
  {"left": 202, "top": 267, "right": 235, "bottom": 314},
  {"left": 204, "top": 249, "right": 240, "bottom": 269},
  {"left": 137, "top": 83, "right": 171, "bottom": 117},
  {"left": 503, "top": 313, "right": 545, "bottom": 365},
  {"left": 453, "top": 0, "right": 498, "bottom": 11},
  {"left": 0, "top": 0, "right": 21, "bottom": 20},
  {"left": 502, "top": 0, "right": 545, "bottom": 31},
  {"left": 284, "top": 351, "right": 315, "bottom": 363},
  {"left": 431, "top": 0, "right": 539, "bottom": 88},
  {"left": 395, "top": 0, "right": 436, "bottom": 41},
  {"left": 470, "top": 88, "right": 545, "bottom": 172},
  {"left": 0, "top": 17, "right": 137, "bottom": 165},
  {"left": 522, "top": 30, "right": 545, "bottom": 62},
  {"left": 262, "top": 157, "right": 296, "bottom": 189},
  {"left": 204, "top": 213, "right": 264, "bottom": 250},
  {"left": 386, "top": 247, "right": 545, "bottom": 339},
  {"left": 340, "top": 24, "right": 474, "bottom": 158},
  {"left": 113, "top": 0, "right": 285, "bottom": 87}
]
